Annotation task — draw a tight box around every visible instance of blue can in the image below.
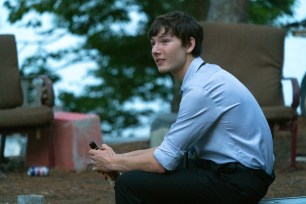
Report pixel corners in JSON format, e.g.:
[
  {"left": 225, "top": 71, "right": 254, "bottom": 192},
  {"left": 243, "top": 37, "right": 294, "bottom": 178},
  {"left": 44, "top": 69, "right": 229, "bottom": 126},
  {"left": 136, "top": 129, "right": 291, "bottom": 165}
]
[{"left": 27, "top": 166, "right": 49, "bottom": 176}]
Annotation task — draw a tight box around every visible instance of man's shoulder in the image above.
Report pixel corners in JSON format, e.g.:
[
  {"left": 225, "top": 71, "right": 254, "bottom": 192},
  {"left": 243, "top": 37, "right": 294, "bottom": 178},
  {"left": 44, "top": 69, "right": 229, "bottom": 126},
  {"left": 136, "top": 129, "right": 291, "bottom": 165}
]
[{"left": 186, "top": 63, "right": 223, "bottom": 87}]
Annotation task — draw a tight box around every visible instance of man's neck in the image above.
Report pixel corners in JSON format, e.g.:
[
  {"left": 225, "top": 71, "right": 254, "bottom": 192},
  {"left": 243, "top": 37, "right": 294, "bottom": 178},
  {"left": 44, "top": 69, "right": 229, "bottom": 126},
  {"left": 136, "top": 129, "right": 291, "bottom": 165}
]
[{"left": 172, "top": 56, "right": 195, "bottom": 82}]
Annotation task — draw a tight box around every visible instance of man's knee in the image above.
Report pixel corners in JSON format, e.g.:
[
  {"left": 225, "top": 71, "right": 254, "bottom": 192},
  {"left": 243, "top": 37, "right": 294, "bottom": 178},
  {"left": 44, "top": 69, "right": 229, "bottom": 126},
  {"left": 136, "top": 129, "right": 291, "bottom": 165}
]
[
  {"left": 115, "top": 171, "right": 145, "bottom": 204},
  {"left": 115, "top": 171, "right": 143, "bottom": 195}
]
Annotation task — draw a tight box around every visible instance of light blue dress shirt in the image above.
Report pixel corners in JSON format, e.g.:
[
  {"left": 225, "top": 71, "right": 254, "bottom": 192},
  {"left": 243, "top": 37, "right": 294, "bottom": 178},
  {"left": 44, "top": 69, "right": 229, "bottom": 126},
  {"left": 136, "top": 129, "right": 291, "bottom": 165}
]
[{"left": 154, "top": 57, "right": 275, "bottom": 175}]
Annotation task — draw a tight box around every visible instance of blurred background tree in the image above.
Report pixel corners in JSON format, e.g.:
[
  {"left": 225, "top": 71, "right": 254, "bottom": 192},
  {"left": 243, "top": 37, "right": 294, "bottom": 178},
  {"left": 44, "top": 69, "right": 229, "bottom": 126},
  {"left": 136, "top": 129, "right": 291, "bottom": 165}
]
[{"left": 3, "top": 0, "right": 299, "bottom": 137}]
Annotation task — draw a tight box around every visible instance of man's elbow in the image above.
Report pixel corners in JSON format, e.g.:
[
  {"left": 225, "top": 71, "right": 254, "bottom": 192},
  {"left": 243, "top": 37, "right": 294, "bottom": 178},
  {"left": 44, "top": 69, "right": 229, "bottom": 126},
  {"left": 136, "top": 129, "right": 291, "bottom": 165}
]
[
  {"left": 151, "top": 151, "right": 167, "bottom": 173},
  {"left": 159, "top": 166, "right": 168, "bottom": 173},
  {"left": 153, "top": 162, "right": 167, "bottom": 173}
]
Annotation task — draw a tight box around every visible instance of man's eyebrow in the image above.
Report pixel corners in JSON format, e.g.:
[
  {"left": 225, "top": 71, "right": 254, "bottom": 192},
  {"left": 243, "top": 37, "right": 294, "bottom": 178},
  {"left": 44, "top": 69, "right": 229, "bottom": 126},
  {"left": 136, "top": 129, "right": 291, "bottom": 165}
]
[
  {"left": 159, "top": 32, "right": 172, "bottom": 37},
  {"left": 151, "top": 33, "right": 172, "bottom": 40}
]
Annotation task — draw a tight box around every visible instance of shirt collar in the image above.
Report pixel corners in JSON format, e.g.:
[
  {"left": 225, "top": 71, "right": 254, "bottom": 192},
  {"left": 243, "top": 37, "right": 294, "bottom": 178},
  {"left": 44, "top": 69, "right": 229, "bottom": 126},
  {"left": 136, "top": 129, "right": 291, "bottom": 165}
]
[{"left": 181, "top": 57, "right": 205, "bottom": 92}]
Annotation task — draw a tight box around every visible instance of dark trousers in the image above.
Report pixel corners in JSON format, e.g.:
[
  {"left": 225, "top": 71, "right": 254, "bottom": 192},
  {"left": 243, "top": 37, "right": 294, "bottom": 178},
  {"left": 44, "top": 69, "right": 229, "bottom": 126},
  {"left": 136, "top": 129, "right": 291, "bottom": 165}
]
[{"left": 114, "top": 160, "right": 275, "bottom": 204}]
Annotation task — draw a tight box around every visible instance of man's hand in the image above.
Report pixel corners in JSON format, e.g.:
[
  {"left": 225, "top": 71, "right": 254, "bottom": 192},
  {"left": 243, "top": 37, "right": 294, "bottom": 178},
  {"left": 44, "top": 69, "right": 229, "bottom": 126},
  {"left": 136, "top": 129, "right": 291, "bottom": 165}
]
[
  {"left": 89, "top": 144, "right": 120, "bottom": 185},
  {"left": 89, "top": 145, "right": 166, "bottom": 175},
  {"left": 89, "top": 144, "right": 116, "bottom": 172}
]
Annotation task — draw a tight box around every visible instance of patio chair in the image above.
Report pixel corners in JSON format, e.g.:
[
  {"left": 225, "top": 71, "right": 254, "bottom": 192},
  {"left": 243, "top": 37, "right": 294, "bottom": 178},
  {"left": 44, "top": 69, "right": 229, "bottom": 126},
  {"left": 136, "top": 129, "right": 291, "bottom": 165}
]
[
  {"left": 200, "top": 22, "right": 300, "bottom": 169},
  {"left": 0, "top": 34, "right": 55, "bottom": 164}
]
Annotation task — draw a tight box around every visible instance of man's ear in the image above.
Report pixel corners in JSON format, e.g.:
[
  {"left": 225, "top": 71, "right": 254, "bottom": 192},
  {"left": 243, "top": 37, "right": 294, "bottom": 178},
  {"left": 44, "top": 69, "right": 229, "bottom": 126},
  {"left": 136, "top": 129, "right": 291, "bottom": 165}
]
[{"left": 186, "top": 37, "right": 196, "bottom": 54}]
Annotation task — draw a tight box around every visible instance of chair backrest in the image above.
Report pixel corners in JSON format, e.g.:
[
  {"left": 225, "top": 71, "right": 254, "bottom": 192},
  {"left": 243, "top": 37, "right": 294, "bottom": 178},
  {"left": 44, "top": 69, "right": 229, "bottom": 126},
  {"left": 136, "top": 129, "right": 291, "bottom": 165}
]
[
  {"left": 200, "top": 22, "right": 285, "bottom": 106},
  {"left": 0, "top": 34, "right": 23, "bottom": 109}
]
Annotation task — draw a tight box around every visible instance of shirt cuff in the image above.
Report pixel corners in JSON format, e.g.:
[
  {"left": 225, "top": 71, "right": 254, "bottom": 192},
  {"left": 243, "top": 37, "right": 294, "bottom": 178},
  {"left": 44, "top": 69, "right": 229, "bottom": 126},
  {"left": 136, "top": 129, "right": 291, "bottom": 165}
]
[{"left": 154, "top": 144, "right": 184, "bottom": 171}]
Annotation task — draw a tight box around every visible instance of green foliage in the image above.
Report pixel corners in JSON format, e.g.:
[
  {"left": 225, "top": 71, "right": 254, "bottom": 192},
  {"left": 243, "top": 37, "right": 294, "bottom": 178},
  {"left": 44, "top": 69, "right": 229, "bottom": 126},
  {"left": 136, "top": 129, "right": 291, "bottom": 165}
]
[
  {"left": 248, "top": 0, "right": 295, "bottom": 25},
  {"left": 3, "top": 0, "right": 295, "bottom": 136}
]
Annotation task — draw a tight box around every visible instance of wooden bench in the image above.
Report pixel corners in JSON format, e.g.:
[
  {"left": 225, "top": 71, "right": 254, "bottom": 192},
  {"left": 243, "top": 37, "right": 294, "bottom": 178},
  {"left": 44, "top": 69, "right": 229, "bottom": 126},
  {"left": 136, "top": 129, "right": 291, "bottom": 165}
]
[{"left": 259, "top": 196, "right": 306, "bottom": 203}]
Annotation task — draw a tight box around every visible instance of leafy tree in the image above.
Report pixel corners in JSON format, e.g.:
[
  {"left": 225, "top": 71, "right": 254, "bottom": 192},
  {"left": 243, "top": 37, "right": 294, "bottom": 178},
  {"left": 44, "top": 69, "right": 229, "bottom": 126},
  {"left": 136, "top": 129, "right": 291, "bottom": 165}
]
[{"left": 3, "top": 0, "right": 297, "bottom": 137}]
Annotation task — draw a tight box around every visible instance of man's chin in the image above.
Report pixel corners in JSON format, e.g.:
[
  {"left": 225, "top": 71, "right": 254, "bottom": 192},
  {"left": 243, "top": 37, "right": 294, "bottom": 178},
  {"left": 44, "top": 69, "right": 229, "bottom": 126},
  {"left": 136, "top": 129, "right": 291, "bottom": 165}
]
[{"left": 158, "top": 67, "right": 169, "bottom": 73}]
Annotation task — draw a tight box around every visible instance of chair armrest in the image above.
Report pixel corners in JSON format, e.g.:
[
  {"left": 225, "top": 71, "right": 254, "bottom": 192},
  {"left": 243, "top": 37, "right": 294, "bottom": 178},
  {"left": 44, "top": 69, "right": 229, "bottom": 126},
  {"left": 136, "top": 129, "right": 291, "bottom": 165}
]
[
  {"left": 282, "top": 77, "right": 300, "bottom": 110},
  {"left": 40, "top": 75, "right": 55, "bottom": 107}
]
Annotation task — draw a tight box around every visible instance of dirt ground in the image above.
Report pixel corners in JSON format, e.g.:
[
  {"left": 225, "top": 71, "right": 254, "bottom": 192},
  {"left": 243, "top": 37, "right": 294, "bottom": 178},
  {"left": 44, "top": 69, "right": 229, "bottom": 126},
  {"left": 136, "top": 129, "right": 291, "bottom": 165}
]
[{"left": 1, "top": 117, "right": 306, "bottom": 204}]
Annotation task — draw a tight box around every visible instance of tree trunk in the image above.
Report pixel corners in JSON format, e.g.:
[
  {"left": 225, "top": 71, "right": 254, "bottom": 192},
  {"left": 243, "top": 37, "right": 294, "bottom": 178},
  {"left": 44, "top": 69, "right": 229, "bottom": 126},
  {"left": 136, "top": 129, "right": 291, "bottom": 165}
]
[{"left": 207, "top": 0, "right": 249, "bottom": 23}]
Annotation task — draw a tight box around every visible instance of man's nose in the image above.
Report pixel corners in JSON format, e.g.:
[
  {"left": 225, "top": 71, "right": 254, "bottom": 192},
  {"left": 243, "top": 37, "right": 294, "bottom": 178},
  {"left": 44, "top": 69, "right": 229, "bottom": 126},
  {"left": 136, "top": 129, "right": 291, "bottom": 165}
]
[{"left": 152, "top": 44, "right": 161, "bottom": 56}]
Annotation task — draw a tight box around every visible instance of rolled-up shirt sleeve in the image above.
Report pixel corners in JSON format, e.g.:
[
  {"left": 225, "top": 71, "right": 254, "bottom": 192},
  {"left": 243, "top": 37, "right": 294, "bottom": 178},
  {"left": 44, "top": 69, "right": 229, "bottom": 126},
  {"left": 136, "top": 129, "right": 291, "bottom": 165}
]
[
  {"left": 154, "top": 86, "right": 222, "bottom": 170},
  {"left": 154, "top": 140, "right": 185, "bottom": 170}
]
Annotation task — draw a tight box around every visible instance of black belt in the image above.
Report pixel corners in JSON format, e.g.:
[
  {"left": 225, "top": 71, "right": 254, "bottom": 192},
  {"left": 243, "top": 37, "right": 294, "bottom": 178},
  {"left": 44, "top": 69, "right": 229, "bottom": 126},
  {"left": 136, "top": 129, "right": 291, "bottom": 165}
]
[
  {"left": 223, "top": 162, "right": 275, "bottom": 184},
  {"left": 193, "top": 159, "right": 275, "bottom": 185}
]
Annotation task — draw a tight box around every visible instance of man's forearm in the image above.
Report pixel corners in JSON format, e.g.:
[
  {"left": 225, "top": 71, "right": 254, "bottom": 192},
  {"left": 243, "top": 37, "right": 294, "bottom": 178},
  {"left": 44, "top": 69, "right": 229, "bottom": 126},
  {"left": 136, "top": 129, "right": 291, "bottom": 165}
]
[
  {"left": 114, "top": 147, "right": 166, "bottom": 173},
  {"left": 120, "top": 147, "right": 157, "bottom": 157}
]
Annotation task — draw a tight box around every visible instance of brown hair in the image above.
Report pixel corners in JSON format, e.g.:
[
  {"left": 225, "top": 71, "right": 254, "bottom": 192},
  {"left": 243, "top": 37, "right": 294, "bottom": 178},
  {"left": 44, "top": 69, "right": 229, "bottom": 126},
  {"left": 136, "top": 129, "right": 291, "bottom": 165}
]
[{"left": 148, "top": 11, "right": 203, "bottom": 57}]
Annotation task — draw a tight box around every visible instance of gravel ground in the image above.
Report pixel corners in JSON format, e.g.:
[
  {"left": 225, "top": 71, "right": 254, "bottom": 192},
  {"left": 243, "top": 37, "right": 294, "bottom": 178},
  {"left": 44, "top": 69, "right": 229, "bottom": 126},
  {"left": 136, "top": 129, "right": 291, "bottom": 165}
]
[{"left": 1, "top": 118, "right": 306, "bottom": 203}]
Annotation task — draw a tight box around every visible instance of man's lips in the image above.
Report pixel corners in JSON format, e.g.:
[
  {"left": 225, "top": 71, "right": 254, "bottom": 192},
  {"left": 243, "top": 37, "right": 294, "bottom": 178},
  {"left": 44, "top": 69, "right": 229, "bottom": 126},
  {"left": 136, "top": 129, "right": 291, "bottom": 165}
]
[{"left": 155, "top": 59, "right": 165, "bottom": 66}]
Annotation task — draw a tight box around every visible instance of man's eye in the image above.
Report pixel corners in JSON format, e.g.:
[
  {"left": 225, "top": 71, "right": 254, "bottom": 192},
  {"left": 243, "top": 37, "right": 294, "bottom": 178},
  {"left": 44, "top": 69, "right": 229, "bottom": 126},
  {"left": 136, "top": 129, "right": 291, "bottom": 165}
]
[{"left": 162, "top": 39, "right": 169, "bottom": 44}]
